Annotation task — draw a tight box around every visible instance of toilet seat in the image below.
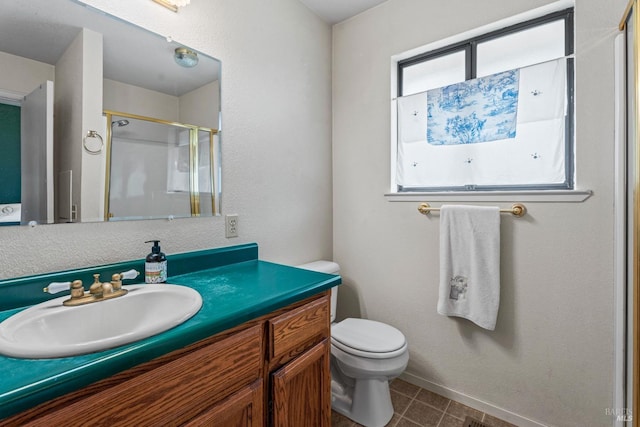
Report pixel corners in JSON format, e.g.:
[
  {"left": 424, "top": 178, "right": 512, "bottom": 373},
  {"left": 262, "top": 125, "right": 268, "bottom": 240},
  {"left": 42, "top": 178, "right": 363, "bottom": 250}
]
[{"left": 331, "top": 318, "right": 407, "bottom": 359}]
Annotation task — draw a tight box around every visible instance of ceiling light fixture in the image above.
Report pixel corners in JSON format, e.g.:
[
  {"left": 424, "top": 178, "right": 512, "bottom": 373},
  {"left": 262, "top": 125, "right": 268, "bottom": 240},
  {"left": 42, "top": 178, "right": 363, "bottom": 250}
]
[
  {"left": 152, "top": 0, "right": 190, "bottom": 13},
  {"left": 174, "top": 47, "right": 199, "bottom": 68}
]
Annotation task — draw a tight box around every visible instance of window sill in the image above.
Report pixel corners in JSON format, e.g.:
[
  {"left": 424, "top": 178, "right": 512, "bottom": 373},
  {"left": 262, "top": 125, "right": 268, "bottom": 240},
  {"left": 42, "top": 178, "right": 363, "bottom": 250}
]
[{"left": 384, "top": 189, "right": 592, "bottom": 203}]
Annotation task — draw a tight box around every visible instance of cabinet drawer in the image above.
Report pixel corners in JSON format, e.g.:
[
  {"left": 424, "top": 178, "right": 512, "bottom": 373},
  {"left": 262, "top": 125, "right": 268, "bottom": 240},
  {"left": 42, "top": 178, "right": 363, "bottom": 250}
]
[
  {"left": 269, "top": 295, "right": 329, "bottom": 361},
  {"left": 27, "top": 325, "right": 263, "bottom": 427}
]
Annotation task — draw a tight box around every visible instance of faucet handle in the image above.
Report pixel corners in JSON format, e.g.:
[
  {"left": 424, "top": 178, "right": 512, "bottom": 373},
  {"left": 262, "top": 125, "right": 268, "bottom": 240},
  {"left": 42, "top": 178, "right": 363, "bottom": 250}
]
[
  {"left": 44, "top": 280, "right": 84, "bottom": 297},
  {"left": 111, "top": 269, "right": 139, "bottom": 291},
  {"left": 43, "top": 281, "right": 72, "bottom": 294},
  {"left": 69, "top": 280, "right": 85, "bottom": 298},
  {"left": 119, "top": 269, "right": 139, "bottom": 280}
]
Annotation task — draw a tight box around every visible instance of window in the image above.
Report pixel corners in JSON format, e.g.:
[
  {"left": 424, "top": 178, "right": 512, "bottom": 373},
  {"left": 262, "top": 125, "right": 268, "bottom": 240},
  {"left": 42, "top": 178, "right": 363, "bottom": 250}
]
[{"left": 393, "top": 8, "right": 574, "bottom": 192}]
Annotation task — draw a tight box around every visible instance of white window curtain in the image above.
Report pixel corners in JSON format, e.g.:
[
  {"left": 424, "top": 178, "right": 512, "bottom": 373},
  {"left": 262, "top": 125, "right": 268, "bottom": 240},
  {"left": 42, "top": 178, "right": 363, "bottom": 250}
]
[{"left": 396, "top": 57, "right": 567, "bottom": 189}]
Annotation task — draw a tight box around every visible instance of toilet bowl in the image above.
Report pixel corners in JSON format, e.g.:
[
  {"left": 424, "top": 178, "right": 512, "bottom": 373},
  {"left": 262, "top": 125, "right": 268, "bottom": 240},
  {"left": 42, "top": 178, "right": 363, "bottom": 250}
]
[{"left": 297, "top": 261, "right": 409, "bottom": 427}]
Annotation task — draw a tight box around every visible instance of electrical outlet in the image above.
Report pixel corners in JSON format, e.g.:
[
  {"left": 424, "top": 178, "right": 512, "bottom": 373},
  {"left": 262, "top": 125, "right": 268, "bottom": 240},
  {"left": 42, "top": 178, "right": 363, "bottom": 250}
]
[{"left": 225, "top": 214, "right": 239, "bottom": 238}]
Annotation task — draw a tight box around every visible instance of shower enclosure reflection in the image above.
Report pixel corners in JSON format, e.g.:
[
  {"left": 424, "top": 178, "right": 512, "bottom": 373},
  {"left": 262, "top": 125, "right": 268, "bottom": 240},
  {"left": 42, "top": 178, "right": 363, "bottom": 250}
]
[{"left": 105, "top": 112, "right": 220, "bottom": 221}]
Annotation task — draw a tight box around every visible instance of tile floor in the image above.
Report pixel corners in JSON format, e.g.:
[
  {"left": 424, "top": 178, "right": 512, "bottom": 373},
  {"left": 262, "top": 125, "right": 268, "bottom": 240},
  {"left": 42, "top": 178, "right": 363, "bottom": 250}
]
[{"left": 331, "top": 379, "right": 518, "bottom": 427}]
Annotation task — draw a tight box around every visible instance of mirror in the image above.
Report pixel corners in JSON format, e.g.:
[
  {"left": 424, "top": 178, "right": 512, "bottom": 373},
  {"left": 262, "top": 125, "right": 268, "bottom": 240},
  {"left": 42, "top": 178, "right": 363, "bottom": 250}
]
[{"left": 0, "top": 0, "right": 221, "bottom": 225}]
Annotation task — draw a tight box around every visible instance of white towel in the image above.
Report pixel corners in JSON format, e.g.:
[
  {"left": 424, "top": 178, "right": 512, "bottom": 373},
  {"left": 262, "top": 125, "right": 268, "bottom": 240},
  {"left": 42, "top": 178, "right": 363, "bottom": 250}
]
[{"left": 437, "top": 205, "right": 500, "bottom": 330}]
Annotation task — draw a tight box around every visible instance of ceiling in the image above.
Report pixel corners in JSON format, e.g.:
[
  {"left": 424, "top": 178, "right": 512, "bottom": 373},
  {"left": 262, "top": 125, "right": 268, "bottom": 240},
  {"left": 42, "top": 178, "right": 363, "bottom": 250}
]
[
  {"left": 0, "top": 0, "right": 383, "bottom": 100},
  {"left": 0, "top": 0, "right": 220, "bottom": 97},
  {"left": 298, "top": 0, "right": 388, "bottom": 24}
]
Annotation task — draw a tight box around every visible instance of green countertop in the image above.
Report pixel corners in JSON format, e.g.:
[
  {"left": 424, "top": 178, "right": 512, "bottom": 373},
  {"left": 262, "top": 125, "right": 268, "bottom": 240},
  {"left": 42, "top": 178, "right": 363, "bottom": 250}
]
[{"left": 0, "top": 244, "right": 340, "bottom": 419}]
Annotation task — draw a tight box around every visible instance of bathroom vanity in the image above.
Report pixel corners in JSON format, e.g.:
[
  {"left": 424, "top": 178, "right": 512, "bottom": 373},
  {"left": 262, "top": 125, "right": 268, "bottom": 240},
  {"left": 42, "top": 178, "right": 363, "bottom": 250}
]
[{"left": 0, "top": 244, "right": 340, "bottom": 426}]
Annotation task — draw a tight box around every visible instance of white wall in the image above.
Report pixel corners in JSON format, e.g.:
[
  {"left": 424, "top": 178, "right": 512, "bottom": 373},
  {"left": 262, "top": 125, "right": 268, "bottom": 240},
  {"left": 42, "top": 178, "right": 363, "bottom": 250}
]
[
  {"left": 55, "top": 29, "right": 86, "bottom": 223},
  {"left": 332, "top": 1, "right": 624, "bottom": 426},
  {"left": 54, "top": 28, "right": 105, "bottom": 223},
  {"left": 179, "top": 80, "right": 220, "bottom": 129},
  {"left": 103, "top": 78, "right": 220, "bottom": 129},
  {"left": 0, "top": 0, "right": 332, "bottom": 278},
  {"left": 103, "top": 78, "right": 180, "bottom": 122},
  {"left": 80, "top": 29, "right": 105, "bottom": 223},
  {"left": 0, "top": 52, "right": 54, "bottom": 97}
]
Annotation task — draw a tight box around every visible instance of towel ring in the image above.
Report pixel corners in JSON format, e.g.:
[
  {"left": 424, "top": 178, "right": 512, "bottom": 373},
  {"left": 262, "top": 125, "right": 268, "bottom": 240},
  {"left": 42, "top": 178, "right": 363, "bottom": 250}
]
[{"left": 83, "top": 130, "right": 104, "bottom": 155}]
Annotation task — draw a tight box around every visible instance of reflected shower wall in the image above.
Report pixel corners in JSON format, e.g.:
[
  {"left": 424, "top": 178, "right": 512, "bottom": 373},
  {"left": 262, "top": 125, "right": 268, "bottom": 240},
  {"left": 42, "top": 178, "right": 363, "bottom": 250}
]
[{"left": 105, "top": 111, "right": 220, "bottom": 221}]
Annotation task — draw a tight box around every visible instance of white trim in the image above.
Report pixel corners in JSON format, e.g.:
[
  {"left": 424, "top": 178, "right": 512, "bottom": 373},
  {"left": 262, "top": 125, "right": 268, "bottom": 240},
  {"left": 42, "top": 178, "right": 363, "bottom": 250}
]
[
  {"left": 390, "top": 98, "right": 398, "bottom": 192},
  {"left": 613, "top": 33, "right": 627, "bottom": 427},
  {"left": 0, "top": 88, "right": 25, "bottom": 106},
  {"left": 400, "top": 371, "right": 550, "bottom": 427},
  {"left": 384, "top": 189, "right": 591, "bottom": 203}
]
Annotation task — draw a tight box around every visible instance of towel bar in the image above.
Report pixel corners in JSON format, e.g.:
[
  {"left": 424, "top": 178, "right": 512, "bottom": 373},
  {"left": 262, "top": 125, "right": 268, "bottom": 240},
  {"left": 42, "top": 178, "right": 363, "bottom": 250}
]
[{"left": 417, "top": 203, "right": 526, "bottom": 217}]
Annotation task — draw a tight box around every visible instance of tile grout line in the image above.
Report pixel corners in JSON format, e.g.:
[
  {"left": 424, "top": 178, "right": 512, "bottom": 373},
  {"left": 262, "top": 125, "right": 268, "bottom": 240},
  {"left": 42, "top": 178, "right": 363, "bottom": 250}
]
[
  {"left": 397, "top": 382, "right": 516, "bottom": 427},
  {"left": 406, "top": 390, "right": 449, "bottom": 427},
  {"left": 393, "top": 385, "right": 420, "bottom": 426},
  {"left": 436, "top": 400, "right": 452, "bottom": 427},
  {"left": 340, "top": 381, "right": 516, "bottom": 427},
  {"left": 396, "top": 388, "right": 416, "bottom": 424}
]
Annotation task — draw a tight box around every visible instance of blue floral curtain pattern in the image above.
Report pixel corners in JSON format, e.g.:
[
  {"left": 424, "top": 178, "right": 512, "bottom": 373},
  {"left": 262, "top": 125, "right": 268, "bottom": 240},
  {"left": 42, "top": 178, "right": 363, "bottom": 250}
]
[{"left": 426, "top": 70, "right": 519, "bottom": 145}]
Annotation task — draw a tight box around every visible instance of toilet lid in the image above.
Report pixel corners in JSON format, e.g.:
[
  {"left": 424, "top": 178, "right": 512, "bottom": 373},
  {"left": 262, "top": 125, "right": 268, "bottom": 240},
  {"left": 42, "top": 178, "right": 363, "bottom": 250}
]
[{"left": 331, "top": 318, "right": 406, "bottom": 356}]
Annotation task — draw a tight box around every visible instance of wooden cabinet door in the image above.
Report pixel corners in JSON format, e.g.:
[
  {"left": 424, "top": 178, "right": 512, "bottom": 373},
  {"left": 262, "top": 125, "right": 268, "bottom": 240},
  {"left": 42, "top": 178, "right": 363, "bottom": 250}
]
[
  {"left": 271, "top": 339, "right": 331, "bottom": 427},
  {"left": 183, "top": 379, "right": 263, "bottom": 427}
]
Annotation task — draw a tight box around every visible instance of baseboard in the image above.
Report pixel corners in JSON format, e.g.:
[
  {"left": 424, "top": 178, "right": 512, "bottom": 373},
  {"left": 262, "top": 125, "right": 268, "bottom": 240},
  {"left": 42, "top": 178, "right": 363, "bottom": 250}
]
[{"left": 399, "top": 371, "right": 550, "bottom": 427}]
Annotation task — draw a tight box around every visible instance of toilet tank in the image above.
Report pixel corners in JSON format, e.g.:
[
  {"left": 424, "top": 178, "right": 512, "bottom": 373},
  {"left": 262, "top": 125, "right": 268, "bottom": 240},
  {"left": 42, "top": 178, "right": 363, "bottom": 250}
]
[{"left": 296, "top": 261, "right": 339, "bottom": 323}]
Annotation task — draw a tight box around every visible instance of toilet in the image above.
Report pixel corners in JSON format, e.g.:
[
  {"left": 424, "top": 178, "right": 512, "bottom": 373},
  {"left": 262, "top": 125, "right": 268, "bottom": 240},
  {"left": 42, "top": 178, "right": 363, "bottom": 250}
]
[{"left": 297, "top": 261, "right": 409, "bottom": 427}]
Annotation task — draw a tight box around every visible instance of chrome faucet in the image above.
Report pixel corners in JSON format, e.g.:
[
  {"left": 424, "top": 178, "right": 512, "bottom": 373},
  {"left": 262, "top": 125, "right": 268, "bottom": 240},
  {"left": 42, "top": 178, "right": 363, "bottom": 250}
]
[{"left": 44, "top": 269, "right": 139, "bottom": 306}]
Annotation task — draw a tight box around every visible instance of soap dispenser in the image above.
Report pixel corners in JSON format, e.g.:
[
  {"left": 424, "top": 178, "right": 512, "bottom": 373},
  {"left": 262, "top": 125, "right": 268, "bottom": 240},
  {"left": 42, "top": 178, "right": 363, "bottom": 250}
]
[{"left": 145, "top": 240, "right": 167, "bottom": 284}]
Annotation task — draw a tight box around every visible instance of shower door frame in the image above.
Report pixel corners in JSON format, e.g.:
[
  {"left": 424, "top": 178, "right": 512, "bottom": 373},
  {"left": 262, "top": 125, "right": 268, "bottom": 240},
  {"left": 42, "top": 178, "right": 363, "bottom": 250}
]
[
  {"left": 620, "top": 1, "right": 640, "bottom": 425},
  {"left": 103, "top": 110, "right": 219, "bottom": 221}
]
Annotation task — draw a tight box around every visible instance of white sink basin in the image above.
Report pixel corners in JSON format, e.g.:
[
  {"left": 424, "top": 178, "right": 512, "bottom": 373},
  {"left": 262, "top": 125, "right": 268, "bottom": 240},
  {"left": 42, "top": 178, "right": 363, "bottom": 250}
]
[{"left": 0, "top": 284, "right": 202, "bottom": 359}]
